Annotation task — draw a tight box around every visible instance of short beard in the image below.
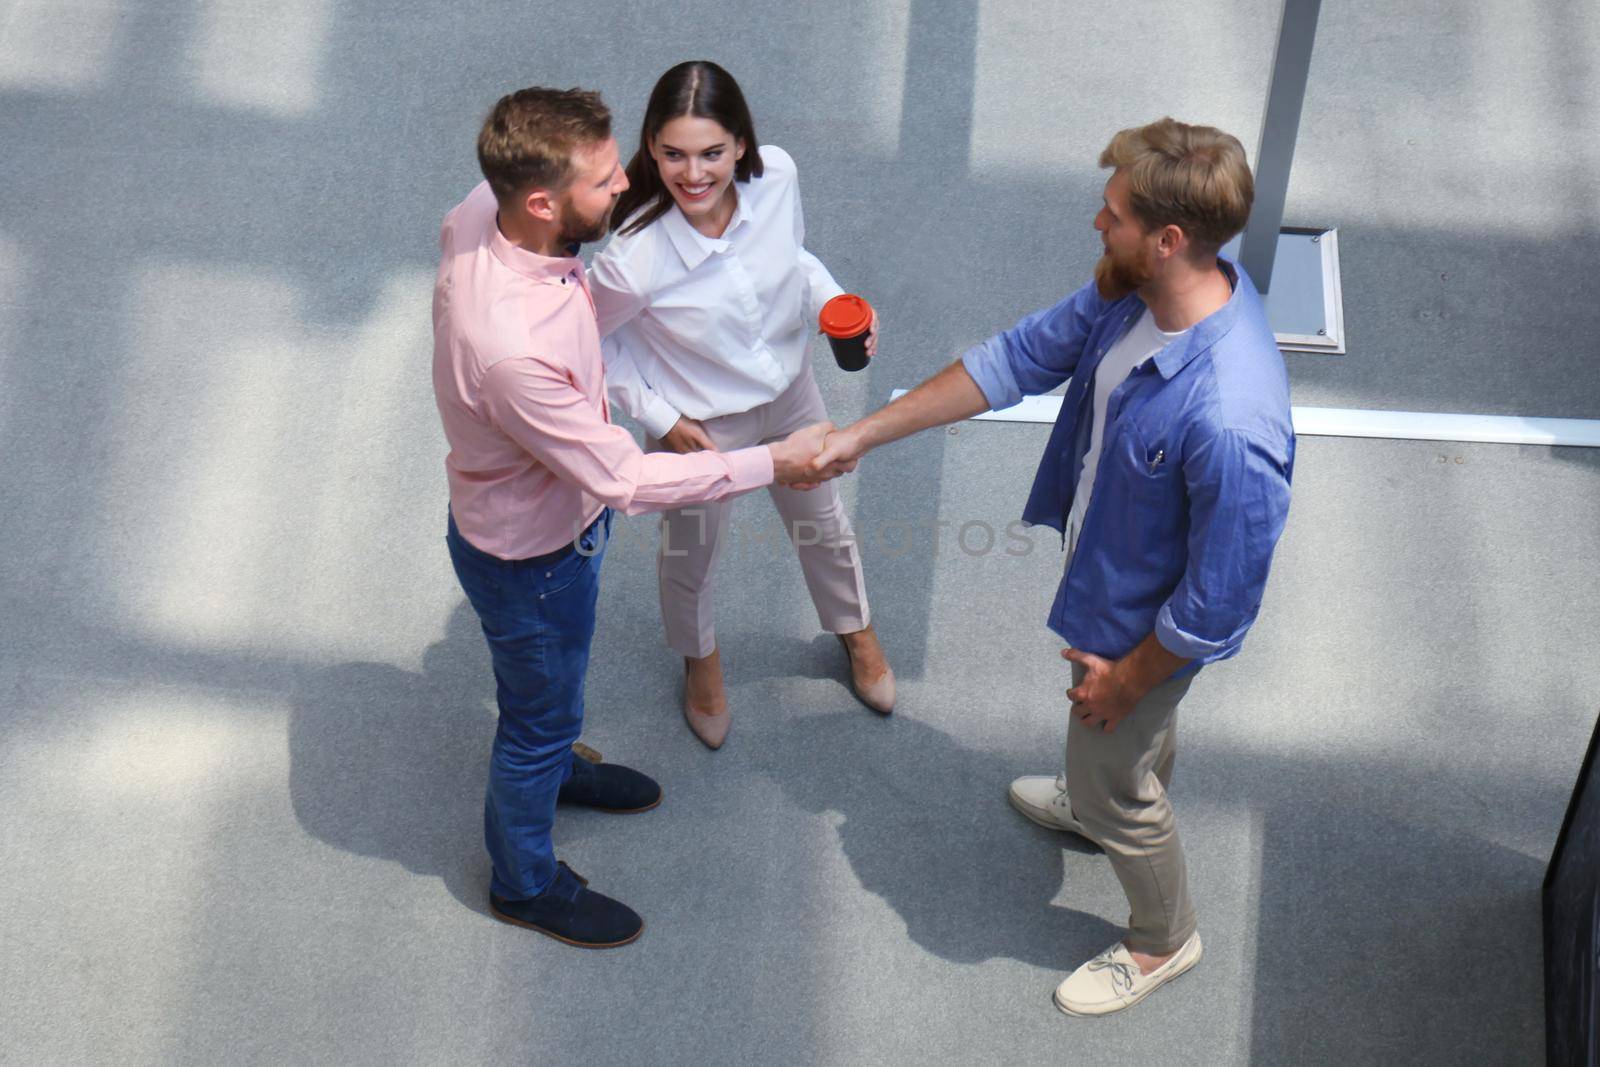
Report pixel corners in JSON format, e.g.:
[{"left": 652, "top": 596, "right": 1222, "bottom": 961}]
[
  {"left": 1094, "top": 245, "right": 1155, "bottom": 301},
  {"left": 558, "top": 197, "right": 615, "bottom": 247}
]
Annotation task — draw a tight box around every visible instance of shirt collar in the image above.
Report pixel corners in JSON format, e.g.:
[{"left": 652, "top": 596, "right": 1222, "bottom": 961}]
[
  {"left": 661, "top": 184, "right": 753, "bottom": 270},
  {"left": 1151, "top": 259, "right": 1248, "bottom": 379},
  {"left": 488, "top": 215, "right": 583, "bottom": 285}
]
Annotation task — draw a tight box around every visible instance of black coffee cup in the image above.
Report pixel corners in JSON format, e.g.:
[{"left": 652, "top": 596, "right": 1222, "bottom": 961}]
[{"left": 819, "top": 294, "right": 873, "bottom": 372}]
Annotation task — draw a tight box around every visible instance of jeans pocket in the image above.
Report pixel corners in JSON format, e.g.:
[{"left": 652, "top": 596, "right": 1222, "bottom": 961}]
[{"left": 534, "top": 549, "right": 593, "bottom": 599}]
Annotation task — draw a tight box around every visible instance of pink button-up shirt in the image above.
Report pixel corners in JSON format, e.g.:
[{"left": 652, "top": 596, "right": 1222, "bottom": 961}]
[{"left": 432, "top": 182, "right": 775, "bottom": 560}]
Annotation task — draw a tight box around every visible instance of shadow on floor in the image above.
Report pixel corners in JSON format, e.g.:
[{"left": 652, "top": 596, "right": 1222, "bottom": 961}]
[
  {"left": 754, "top": 707, "right": 1118, "bottom": 970},
  {"left": 1238, "top": 760, "right": 1548, "bottom": 1063},
  {"left": 285, "top": 601, "right": 529, "bottom": 917}
]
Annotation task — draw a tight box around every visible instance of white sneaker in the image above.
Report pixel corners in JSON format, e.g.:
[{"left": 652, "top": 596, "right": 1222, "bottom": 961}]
[
  {"left": 1053, "top": 932, "right": 1203, "bottom": 1017},
  {"left": 1007, "top": 774, "right": 1090, "bottom": 838}
]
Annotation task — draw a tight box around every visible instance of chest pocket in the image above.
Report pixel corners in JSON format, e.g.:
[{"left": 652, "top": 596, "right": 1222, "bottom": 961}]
[{"left": 1121, "top": 420, "right": 1181, "bottom": 502}]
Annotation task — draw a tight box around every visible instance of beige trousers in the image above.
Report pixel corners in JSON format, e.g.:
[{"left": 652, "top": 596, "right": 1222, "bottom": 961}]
[
  {"left": 1065, "top": 660, "right": 1197, "bottom": 955},
  {"left": 645, "top": 370, "right": 869, "bottom": 659}
]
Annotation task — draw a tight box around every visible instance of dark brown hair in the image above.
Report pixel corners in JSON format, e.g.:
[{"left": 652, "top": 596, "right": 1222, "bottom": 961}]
[
  {"left": 477, "top": 87, "right": 612, "bottom": 206},
  {"left": 611, "top": 61, "right": 763, "bottom": 237}
]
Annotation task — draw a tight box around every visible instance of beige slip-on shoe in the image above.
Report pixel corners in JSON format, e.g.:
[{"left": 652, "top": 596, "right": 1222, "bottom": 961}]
[
  {"left": 837, "top": 633, "right": 895, "bottom": 714},
  {"left": 1053, "top": 931, "right": 1203, "bottom": 1017},
  {"left": 1007, "top": 773, "right": 1092, "bottom": 838}
]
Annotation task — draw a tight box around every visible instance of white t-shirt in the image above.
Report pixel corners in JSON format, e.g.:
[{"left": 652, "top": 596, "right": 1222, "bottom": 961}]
[{"left": 1066, "top": 308, "right": 1189, "bottom": 553}]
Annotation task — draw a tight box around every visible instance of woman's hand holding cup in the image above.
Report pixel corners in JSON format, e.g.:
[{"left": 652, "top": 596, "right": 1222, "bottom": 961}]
[{"left": 819, "top": 295, "right": 876, "bottom": 371}]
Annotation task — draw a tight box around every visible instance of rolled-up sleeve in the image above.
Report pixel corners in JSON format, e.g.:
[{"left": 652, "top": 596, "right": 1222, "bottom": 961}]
[
  {"left": 960, "top": 281, "right": 1105, "bottom": 411},
  {"left": 1155, "top": 425, "right": 1293, "bottom": 664},
  {"left": 481, "top": 355, "right": 772, "bottom": 515}
]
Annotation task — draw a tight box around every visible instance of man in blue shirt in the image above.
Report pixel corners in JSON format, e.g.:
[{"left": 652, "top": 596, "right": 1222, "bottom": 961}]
[{"left": 814, "top": 117, "right": 1294, "bottom": 1016}]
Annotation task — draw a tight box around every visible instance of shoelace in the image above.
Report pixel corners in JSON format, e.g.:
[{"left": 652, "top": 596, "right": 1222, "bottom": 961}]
[
  {"left": 550, "top": 862, "right": 587, "bottom": 903},
  {"left": 1087, "top": 950, "right": 1140, "bottom": 993}
]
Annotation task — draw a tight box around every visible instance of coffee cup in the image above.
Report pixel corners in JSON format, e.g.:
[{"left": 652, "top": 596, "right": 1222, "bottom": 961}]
[{"left": 819, "top": 294, "right": 873, "bottom": 372}]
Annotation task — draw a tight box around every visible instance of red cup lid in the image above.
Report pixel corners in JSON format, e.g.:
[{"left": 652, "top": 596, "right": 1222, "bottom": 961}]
[{"left": 819, "top": 294, "right": 873, "bottom": 339}]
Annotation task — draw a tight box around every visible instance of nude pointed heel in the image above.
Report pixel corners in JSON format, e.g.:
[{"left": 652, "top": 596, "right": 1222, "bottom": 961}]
[
  {"left": 682, "top": 658, "right": 730, "bottom": 749},
  {"left": 838, "top": 634, "right": 896, "bottom": 715}
]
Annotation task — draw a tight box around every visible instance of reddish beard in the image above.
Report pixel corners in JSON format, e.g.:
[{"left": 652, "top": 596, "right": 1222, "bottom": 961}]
[
  {"left": 1094, "top": 243, "right": 1155, "bottom": 300},
  {"left": 558, "top": 195, "right": 617, "bottom": 246}
]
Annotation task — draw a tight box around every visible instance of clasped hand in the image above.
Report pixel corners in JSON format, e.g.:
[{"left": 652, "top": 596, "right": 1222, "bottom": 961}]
[
  {"left": 666, "top": 418, "right": 861, "bottom": 490},
  {"left": 661, "top": 416, "right": 717, "bottom": 455},
  {"left": 771, "top": 422, "right": 859, "bottom": 488}
]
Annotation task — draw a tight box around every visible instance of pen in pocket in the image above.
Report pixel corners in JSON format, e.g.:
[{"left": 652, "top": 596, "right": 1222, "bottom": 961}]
[{"left": 1147, "top": 449, "right": 1165, "bottom": 473}]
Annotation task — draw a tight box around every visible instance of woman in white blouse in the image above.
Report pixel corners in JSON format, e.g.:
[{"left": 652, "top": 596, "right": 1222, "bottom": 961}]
[{"left": 590, "top": 60, "right": 892, "bottom": 749}]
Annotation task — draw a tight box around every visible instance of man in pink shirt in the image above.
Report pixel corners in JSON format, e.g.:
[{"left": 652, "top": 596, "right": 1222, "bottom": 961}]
[{"left": 433, "top": 87, "right": 841, "bottom": 948}]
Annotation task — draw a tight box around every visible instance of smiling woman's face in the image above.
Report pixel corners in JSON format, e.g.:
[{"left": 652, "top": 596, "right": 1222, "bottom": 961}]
[{"left": 649, "top": 115, "right": 745, "bottom": 227}]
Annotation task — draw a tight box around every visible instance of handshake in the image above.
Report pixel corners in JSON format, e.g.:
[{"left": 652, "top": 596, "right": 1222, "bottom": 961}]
[
  {"left": 678, "top": 358, "right": 976, "bottom": 491},
  {"left": 768, "top": 421, "right": 868, "bottom": 489}
]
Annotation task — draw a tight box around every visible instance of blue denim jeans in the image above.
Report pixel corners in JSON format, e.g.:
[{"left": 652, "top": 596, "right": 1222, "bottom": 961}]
[{"left": 446, "top": 508, "right": 611, "bottom": 900}]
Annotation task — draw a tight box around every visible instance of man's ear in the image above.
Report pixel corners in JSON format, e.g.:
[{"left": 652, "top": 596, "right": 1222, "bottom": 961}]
[
  {"left": 1157, "top": 223, "right": 1187, "bottom": 261},
  {"left": 524, "top": 187, "right": 557, "bottom": 224}
]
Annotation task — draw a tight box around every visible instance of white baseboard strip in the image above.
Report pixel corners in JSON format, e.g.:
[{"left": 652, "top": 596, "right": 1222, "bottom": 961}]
[
  {"left": 888, "top": 390, "right": 1600, "bottom": 448},
  {"left": 1286, "top": 407, "right": 1600, "bottom": 447}
]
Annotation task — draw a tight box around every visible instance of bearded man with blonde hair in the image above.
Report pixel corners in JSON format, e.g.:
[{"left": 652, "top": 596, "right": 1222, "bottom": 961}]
[{"left": 815, "top": 117, "right": 1295, "bottom": 1015}]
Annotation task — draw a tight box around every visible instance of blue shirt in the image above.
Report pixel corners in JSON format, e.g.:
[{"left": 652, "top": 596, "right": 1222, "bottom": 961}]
[{"left": 962, "top": 261, "right": 1295, "bottom": 674}]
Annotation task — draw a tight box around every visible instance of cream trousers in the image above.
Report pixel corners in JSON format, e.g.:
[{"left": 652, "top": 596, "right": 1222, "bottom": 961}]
[{"left": 645, "top": 369, "right": 869, "bottom": 659}]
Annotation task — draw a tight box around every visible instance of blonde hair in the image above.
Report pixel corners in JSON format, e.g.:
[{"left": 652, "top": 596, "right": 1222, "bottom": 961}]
[
  {"left": 477, "top": 87, "right": 611, "bottom": 205},
  {"left": 1099, "top": 118, "right": 1253, "bottom": 255}
]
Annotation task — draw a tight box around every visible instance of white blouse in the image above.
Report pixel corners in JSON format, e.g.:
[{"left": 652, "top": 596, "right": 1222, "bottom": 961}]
[{"left": 589, "top": 144, "right": 845, "bottom": 438}]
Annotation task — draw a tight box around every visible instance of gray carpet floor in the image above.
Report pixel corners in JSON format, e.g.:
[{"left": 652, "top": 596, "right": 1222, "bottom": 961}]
[{"left": 2, "top": 0, "right": 1597, "bottom": 1063}]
